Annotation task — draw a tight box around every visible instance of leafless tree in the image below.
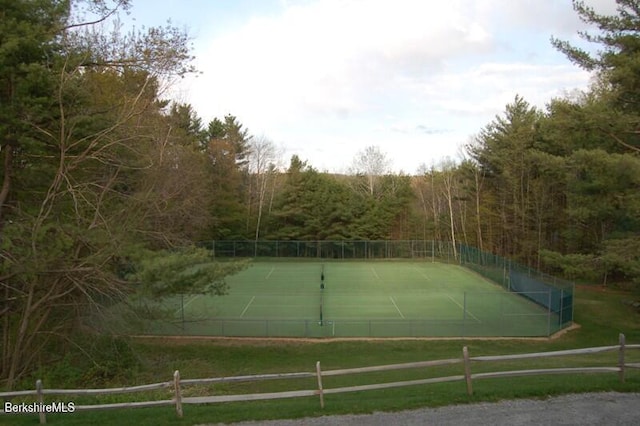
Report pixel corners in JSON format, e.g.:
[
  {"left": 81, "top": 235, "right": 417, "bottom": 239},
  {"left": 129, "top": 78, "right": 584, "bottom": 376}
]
[{"left": 349, "top": 145, "right": 391, "bottom": 197}]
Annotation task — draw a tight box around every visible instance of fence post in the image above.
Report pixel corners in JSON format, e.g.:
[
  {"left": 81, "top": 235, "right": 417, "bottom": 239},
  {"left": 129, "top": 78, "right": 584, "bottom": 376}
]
[
  {"left": 619, "top": 333, "right": 626, "bottom": 383},
  {"left": 547, "top": 290, "right": 552, "bottom": 336},
  {"left": 316, "top": 361, "right": 325, "bottom": 409},
  {"left": 174, "top": 370, "right": 183, "bottom": 418},
  {"left": 36, "top": 379, "right": 46, "bottom": 424},
  {"left": 463, "top": 347, "right": 473, "bottom": 396}
]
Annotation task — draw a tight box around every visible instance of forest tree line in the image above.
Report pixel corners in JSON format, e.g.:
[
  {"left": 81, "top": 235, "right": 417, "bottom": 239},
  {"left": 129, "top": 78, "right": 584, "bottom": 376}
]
[
  {"left": 1, "top": 0, "right": 639, "bottom": 387},
  {"left": 192, "top": 89, "right": 640, "bottom": 290}
]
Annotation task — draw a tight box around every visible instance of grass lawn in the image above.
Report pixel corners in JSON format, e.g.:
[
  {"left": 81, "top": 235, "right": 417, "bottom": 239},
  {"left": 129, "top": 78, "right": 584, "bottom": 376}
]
[{"left": 5, "top": 285, "right": 640, "bottom": 425}]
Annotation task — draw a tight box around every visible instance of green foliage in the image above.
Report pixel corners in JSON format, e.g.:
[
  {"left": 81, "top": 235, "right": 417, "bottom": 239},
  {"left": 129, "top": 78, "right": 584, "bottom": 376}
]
[
  {"left": 265, "top": 156, "right": 413, "bottom": 241},
  {"left": 564, "top": 149, "right": 640, "bottom": 252},
  {"left": 203, "top": 115, "right": 253, "bottom": 239},
  {"left": 204, "top": 114, "right": 252, "bottom": 166},
  {"left": 129, "top": 247, "right": 248, "bottom": 299},
  {"left": 539, "top": 249, "right": 601, "bottom": 281},
  {"left": 551, "top": 0, "right": 640, "bottom": 157},
  {"left": 552, "top": 0, "right": 640, "bottom": 114},
  {"left": 267, "top": 159, "right": 349, "bottom": 239},
  {"left": 33, "top": 334, "right": 140, "bottom": 388},
  {"left": 601, "top": 236, "right": 640, "bottom": 284},
  {"left": 0, "top": 0, "right": 207, "bottom": 388},
  {"left": 539, "top": 94, "right": 626, "bottom": 155}
]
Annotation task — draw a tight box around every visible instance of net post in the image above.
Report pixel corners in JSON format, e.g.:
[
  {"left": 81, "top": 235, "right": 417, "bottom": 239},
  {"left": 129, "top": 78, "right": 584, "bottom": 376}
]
[{"left": 319, "top": 275, "right": 324, "bottom": 326}]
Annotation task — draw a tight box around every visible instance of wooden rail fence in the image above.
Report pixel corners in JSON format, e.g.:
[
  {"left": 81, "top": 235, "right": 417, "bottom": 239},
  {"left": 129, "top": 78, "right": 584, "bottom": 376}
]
[{"left": 1, "top": 333, "right": 639, "bottom": 424}]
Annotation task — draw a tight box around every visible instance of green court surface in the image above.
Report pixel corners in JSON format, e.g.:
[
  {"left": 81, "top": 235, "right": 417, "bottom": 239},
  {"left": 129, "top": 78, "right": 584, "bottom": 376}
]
[{"left": 127, "top": 260, "right": 564, "bottom": 338}]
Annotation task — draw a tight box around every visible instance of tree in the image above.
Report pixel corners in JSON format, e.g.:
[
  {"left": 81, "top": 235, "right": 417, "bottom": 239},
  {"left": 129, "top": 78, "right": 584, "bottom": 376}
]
[
  {"left": 0, "top": 0, "right": 70, "bottom": 226},
  {"left": 467, "top": 95, "right": 543, "bottom": 260},
  {"left": 349, "top": 145, "right": 391, "bottom": 197},
  {"left": 267, "top": 156, "right": 357, "bottom": 241},
  {"left": 551, "top": 0, "right": 640, "bottom": 152},
  {"left": 458, "top": 155, "right": 487, "bottom": 252},
  {"left": 438, "top": 159, "right": 460, "bottom": 259},
  {"left": 543, "top": 0, "right": 640, "bottom": 285},
  {"left": 204, "top": 114, "right": 252, "bottom": 167},
  {"left": 247, "top": 136, "right": 281, "bottom": 245},
  {"left": 165, "top": 102, "right": 207, "bottom": 147},
  {"left": 564, "top": 149, "right": 640, "bottom": 252},
  {"left": 0, "top": 0, "right": 205, "bottom": 388},
  {"left": 204, "top": 115, "right": 253, "bottom": 239},
  {"left": 132, "top": 114, "right": 215, "bottom": 245},
  {"left": 129, "top": 247, "right": 247, "bottom": 299}
]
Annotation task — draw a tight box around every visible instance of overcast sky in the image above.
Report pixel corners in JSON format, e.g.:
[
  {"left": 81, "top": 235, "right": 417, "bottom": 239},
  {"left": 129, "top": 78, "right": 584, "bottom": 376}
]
[{"left": 121, "top": 0, "right": 617, "bottom": 173}]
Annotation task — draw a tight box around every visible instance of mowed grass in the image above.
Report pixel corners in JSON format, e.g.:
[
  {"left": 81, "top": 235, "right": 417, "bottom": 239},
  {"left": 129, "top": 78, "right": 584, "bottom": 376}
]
[
  {"left": 147, "top": 260, "right": 556, "bottom": 338},
  {"left": 7, "top": 283, "right": 640, "bottom": 426}
]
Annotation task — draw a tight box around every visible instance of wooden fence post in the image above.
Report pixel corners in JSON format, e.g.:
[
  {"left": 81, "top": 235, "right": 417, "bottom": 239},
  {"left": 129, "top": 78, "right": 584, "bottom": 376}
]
[
  {"left": 174, "top": 370, "right": 183, "bottom": 418},
  {"left": 463, "top": 346, "right": 473, "bottom": 396},
  {"left": 618, "top": 333, "right": 626, "bottom": 383},
  {"left": 36, "top": 379, "right": 46, "bottom": 424},
  {"left": 315, "top": 361, "right": 325, "bottom": 409}
]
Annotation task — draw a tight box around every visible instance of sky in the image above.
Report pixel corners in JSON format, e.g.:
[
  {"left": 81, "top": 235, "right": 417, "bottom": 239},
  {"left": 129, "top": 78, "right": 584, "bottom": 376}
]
[{"left": 118, "top": 0, "right": 618, "bottom": 173}]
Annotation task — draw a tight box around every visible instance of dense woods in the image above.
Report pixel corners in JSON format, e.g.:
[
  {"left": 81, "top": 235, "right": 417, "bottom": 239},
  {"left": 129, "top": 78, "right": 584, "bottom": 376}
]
[{"left": 1, "top": 0, "right": 640, "bottom": 386}]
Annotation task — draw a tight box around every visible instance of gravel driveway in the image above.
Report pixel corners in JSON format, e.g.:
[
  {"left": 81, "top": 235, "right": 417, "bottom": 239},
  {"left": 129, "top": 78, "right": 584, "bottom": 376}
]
[{"left": 207, "top": 392, "right": 640, "bottom": 426}]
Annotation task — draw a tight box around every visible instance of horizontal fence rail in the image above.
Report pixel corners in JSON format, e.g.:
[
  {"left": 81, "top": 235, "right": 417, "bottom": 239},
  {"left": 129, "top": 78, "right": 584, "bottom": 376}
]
[{"left": 1, "top": 334, "right": 637, "bottom": 423}]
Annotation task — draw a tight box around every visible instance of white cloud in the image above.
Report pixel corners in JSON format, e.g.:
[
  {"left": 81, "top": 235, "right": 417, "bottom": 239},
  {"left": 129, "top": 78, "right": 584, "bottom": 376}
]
[
  {"left": 423, "top": 63, "right": 591, "bottom": 116},
  {"left": 189, "top": 0, "right": 496, "bottom": 121},
  {"left": 177, "top": 0, "right": 604, "bottom": 172}
]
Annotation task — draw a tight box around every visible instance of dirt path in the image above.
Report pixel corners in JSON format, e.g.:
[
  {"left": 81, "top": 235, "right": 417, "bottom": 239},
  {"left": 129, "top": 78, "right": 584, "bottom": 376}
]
[{"left": 204, "top": 392, "right": 640, "bottom": 425}]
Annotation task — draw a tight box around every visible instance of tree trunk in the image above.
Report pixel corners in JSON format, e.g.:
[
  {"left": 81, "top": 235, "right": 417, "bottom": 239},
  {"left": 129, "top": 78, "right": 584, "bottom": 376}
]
[
  {"left": 474, "top": 167, "right": 484, "bottom": 252},
  {"left": 0, "top": 144, "right": 14, "bottom": 224}
]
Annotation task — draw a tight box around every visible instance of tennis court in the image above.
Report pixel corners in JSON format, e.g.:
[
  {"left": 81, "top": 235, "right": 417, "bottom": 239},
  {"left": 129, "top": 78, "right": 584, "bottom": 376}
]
[{"left": 132, "top": 260, "right": 566, "bottom": 338}]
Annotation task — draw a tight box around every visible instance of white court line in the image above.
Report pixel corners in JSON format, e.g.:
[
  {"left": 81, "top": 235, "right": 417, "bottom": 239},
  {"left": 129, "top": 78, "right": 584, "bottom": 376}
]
[
  {"left": 265, "top": 267, "right": 275, "bottom": 280},
  {"left": 447, "top": 295, "right": 481, "bottom": 323},
  {"left": 414, "top": 267, "right": 430, "bottom": 280},
  {"left": 174, "top": 295, "right": 200, "bottom": 316},
  {"left": 371, "top": 267, "right": 380, "bottom": 280},
  {"left": 240, "top": 296, "right": 255, "bottom": 318},
  {"left": 389, "top": 296, "right": 405, "bottom": 319}
]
